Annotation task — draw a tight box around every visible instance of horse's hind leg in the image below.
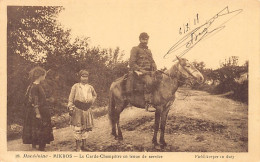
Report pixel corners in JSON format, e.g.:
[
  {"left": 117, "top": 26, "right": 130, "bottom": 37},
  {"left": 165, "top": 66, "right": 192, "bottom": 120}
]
[
  {"left": 117, "top": 119, "right": 123, "bottom": 140},
  {"left": 111, "top": 121, "right": 117, "bottom": 138},
  {"left": 116, "top": 102, "right": 128, "bottom": 140},
  {"left": 111, "top": 111, "right": 123, "bottom": 140}
]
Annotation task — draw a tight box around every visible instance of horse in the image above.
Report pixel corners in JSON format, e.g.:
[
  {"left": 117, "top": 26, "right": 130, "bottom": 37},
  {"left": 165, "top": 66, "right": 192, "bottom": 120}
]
[{"left": 108, "top": 57, "right": 204, "bottom": 148}]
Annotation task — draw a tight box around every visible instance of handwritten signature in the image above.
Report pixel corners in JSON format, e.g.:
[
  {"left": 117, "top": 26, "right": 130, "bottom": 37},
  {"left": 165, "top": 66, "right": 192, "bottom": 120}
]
[{"left": 164, "top": 6, "right": 243, "bottom": 61}]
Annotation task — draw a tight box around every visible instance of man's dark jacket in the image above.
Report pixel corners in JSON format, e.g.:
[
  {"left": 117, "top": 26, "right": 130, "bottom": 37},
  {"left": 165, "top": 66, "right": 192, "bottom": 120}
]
[{"left": 129, "top": 44, "right": 157, "bottom": 71}]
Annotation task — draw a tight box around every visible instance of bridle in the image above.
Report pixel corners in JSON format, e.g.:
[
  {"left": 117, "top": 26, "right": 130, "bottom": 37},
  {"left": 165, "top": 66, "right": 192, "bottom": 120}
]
[
  {"left": 179, "top": 63, "right": 199, "bottom": 79},
  {"left": 158, "top": 62, "right": 198, "bottom": 100},
  {"left": 158, "top": 62, "right": 198, "bottom": 83}
]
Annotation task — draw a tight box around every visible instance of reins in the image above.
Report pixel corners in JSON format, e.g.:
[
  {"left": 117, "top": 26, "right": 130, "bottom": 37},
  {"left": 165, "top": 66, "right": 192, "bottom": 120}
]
[
  {"left": 157, "top": 63, "right": 193, "bottom": 84},
  {"left": 178, "top": 63, "right": 198, "bottom": 80},
  {"left": 157, "top": 69, "right": 186, "bottom": 84},
  {"left": 157, "top": 63, "right": 196, "bottom": 100}
]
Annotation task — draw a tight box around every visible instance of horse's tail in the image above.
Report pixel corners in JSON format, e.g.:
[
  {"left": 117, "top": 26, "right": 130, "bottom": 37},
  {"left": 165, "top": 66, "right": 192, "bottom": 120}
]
[{"left": 108, "top": 86, "right": 116, "bottom": 127}]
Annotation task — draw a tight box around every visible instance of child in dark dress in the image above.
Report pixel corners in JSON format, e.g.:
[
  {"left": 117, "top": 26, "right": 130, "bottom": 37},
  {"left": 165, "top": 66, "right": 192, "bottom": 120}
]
[{"left": 22, "top": 66, "right": 54, "bottom": 151}]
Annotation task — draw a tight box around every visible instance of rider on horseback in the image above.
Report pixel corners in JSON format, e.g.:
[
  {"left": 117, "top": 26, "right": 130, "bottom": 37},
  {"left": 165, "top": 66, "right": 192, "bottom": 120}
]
[{"left": 128, "top": 32, "right": 157, "bottom": 111}]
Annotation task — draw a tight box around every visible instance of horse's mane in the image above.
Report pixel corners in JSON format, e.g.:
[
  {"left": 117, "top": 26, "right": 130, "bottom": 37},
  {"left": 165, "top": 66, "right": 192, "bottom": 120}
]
[{"left": 164, "top": 62, "right": 179, "bottom": 78}]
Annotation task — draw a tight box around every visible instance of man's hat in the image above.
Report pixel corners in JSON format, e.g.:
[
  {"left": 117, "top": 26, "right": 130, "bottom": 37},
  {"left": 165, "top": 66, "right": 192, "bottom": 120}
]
[{"left": 139, "top": 32, "right": 149, "bottom": 40}]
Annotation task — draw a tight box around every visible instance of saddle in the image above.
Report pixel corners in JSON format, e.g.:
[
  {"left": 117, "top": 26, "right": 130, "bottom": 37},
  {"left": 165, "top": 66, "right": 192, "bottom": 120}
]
[{"left": 122, "top": 70, "right": 163, "bottom": 96}]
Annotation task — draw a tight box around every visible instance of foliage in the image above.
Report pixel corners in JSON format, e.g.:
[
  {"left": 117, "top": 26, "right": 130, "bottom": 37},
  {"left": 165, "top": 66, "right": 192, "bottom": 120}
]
[
  {"left": 192, "top": 60, "right": 206, "bottom": 72},
  {"left": 7, "top": 6, "right": 68, "bottom": 62},
  {"left": 7, "top": 6, "right": 69, "bottom": 106},
  {"left": 191, "top": 57, "right": 248, "bottom": 104},
  {"left": 7, "top": 6, "right": 129, "bottom": 128}
]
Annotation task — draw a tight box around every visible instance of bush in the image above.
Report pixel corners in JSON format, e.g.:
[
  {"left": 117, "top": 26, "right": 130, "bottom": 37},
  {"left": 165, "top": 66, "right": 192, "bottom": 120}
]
[
  {"left": 7, "top": 7, "right": 131, "bottom": 141},
  {"left": 231, "top": 81, "right": 248, "bottom": 104}
]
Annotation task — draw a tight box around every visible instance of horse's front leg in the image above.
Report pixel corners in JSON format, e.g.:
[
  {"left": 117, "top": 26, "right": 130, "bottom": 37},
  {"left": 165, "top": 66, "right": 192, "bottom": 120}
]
[
  {"left": 159, "top": 105, "right": 171, "bottom": 148},
  {"left": 152, "top": 109, "right": 161, "bottom": 146}
]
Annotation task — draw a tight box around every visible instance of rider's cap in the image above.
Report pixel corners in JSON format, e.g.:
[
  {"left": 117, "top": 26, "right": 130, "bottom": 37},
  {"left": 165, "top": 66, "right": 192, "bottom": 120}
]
[{"left": 139, "top": 32, "right": 149, "bottom": 40}]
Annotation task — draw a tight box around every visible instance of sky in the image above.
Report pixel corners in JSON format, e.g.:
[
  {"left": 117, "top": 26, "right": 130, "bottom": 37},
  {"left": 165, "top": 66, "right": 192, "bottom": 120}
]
[{"left": 57, "top": 0, "right": 258, "bottom": 69}]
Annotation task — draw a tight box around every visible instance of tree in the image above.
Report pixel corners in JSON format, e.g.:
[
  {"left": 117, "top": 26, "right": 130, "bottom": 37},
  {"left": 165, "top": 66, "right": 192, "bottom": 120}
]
[
  {"left": 7, "top": 6, "right": 70, "bottom": 113},
  {"left": 7, "top": 6, "right": 130, "bottom": 129},
  {"left": 209, "top": 57, "right": 248, "bottom": 94},
  {"left": 192, "top": 60, "right": 205, "bottom": 72},
  {"left": 7, "top": 6, "right": 69, "bottom": 61},
  {"left": 220, "top": 56, "right": 239, "bottom": 67}
]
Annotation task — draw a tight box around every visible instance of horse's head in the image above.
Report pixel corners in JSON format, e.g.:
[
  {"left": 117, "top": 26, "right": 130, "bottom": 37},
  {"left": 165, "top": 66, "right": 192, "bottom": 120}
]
[{"left": 176, "top": 57, "right": 204, "bottom": 84}]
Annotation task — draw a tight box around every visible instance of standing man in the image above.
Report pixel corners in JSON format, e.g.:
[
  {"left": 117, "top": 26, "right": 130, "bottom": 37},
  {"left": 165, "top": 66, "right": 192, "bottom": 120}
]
[{"left": 129, "top": 32, "right": 157, "bottom": 111}]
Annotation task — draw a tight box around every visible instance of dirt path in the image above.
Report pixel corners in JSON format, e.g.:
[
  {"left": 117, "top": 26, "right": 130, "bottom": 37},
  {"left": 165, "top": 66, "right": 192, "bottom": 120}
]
[{"left": 8, "top": 88, "right": 248, "bottom": 152}]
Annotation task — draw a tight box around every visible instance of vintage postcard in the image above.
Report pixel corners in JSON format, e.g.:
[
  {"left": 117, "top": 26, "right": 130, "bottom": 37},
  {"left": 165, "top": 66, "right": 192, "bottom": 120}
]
[{"left": 0, "top": 0, "right": 259, "bottom": 161}]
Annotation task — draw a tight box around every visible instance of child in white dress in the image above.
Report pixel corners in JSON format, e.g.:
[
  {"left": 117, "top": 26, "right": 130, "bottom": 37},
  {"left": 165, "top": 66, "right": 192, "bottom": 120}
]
[{"left": 68, "top": 70, "right": 97, "bottom": 151}]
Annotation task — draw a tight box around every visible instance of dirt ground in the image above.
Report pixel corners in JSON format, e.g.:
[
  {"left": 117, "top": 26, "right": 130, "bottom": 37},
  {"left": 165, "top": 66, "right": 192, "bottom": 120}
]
[{"left": 7, "top": 88, "right": 248, "bottom": 152}]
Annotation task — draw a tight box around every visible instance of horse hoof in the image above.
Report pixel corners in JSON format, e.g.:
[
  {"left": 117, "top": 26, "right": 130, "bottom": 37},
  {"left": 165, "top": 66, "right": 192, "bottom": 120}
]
[
  {"left": 160, "top": 143, "right": 167, "bottom": 149},
  {"left": 118, "top": 136, "right": 123, "bottom": 141},
  {"left": 152, "top": 141, "right": 159, "bottom": 146},
  {"left": 111, "top": 132, "right": 117, "bottom": 136},
  {"left": 154, "top": 145, "right": 161, "bottom": 150}
]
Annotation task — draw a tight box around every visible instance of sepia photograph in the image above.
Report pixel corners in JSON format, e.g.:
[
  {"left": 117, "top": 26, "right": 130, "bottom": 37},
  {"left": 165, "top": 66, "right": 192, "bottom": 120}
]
[{"left": 1, "top": 0, "right": 260, "bottom": 161}]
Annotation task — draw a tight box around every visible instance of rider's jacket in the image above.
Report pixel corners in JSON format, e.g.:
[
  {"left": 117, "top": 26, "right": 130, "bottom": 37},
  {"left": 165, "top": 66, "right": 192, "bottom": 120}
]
[{"left": 129, "top": 43, "right": 157, "bottom": 72}]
